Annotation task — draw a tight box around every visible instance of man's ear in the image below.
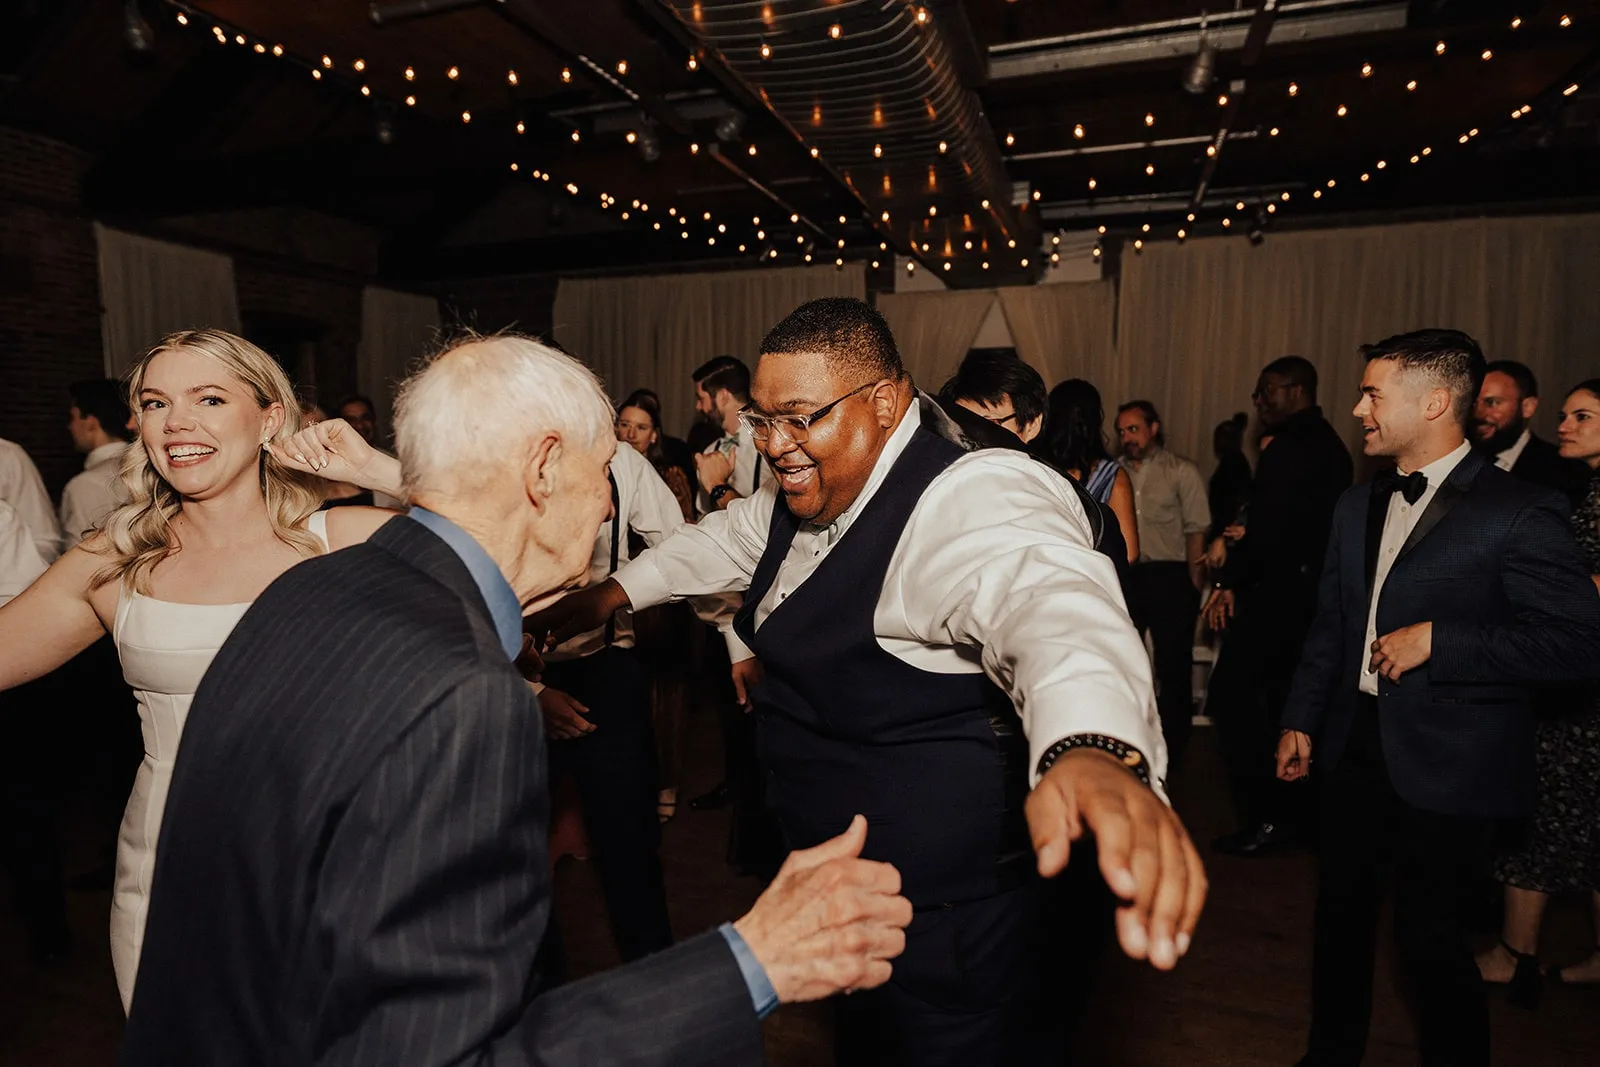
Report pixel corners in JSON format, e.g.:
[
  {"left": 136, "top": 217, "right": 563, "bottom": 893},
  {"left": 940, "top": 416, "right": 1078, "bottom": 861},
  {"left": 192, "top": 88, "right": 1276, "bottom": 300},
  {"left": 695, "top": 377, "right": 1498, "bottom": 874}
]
[
  {"left": 1421, "top": 387, "right": 1455, "bottom": 424},
  {"left": 870, "top": 379, "right": 899, "bottom": 428},
  {"left": 1020, "top": 414, "right": 1043, "bottom": 443},
  {"left": 1521, "top": 395, "right": 1540, "bottom": 421},
  {"left": 524, "top": 432, "right": 563, "bottom": 512}
]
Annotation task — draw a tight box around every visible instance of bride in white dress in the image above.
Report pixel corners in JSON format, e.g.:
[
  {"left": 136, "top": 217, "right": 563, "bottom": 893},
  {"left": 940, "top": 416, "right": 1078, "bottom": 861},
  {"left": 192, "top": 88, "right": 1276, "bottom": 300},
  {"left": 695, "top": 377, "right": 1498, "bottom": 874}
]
[{"left": 0, "top": 329, "right": 402, "bottom": 1012}]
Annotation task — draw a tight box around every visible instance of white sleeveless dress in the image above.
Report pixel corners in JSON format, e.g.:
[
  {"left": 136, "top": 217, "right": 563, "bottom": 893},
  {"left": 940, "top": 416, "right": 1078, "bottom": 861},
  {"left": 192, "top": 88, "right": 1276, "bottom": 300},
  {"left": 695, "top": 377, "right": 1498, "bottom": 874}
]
[{"left": 108, "top": 511, "right": 329, "bottom": 1012}]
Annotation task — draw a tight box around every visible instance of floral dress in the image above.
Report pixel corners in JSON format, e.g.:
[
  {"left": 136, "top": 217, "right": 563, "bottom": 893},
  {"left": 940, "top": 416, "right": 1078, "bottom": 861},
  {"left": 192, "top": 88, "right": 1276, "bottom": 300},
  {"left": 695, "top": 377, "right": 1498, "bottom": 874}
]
[{"left": 1497, "top": 470, "right": 1600, "bottom": 894}]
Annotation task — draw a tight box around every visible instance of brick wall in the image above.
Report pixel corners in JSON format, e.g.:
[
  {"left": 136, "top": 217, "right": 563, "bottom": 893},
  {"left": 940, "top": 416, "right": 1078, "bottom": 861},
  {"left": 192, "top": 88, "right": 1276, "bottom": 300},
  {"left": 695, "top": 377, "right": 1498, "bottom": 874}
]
[{"left": 0, "top": 128, "right": 106, "bottom": 497}]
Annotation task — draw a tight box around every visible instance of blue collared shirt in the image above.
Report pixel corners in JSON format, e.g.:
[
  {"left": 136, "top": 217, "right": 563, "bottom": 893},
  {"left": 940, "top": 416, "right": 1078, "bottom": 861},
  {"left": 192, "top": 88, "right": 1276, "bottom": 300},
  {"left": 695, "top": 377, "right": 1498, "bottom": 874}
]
[
  {"left": 407, "top": 507, "right": 524, "bottom": 661},
  {"left": 407, "top": 509, "right": 779, "bottom": 1018}
]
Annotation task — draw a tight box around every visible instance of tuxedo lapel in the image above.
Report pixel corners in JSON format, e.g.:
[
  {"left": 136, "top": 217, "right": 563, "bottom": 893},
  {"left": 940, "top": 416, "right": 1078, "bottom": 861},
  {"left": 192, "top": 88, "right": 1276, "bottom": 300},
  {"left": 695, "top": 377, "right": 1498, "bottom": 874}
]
[{"left": 1396, "top": 451, "right": 1485, "bottom": 562}]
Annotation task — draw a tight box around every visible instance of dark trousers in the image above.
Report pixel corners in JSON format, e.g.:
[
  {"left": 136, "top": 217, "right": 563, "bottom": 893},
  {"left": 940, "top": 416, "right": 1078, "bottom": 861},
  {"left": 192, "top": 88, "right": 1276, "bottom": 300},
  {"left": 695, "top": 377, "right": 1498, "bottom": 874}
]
[
  {"left": 1, "top": 670, "right": 68, "bottom": 958},
  {"left": 1127, "top": 562, "right": 1200, "bottom": 759},
  {"left": 835, "top": 878, "right": 1081, "bottom": 1067},
  {"left": 1210, "top": 588, "right": 1317, "bottom": 831},
  {"left": 543, "top": 646, "right": 674, "bottom": 962},
  {"left": 1305, "top": 697, "right": 1492, "bottom": 1067}
]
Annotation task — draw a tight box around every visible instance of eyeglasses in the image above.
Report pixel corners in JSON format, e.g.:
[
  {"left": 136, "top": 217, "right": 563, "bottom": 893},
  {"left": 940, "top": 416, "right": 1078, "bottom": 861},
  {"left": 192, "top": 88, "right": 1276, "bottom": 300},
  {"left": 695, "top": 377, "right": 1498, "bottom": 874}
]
[
  {"left": 983, "top": 411, "right": 1020, "bottom": 427},
  {"left": 737, "top": 380, "right": 879, "bottom": 444}
]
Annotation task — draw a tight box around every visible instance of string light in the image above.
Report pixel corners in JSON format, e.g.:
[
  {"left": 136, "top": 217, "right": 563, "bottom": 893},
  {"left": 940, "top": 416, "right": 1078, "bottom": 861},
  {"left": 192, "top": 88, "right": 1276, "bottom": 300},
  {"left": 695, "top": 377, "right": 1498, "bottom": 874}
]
[
  {"left": 980, "top": 198, "right": 991, "bottom": 209},
  {"left": 617, "top": 60, "right": 629, "bottom": 75},
  {"left": 566, "top": 183, "right": 579, "bottom": 195},
  {"left": 272, "top": 45, "right": 283, "bottom": 57},
  {"left": 353, "top": 58, "right": 366, "bottom": 72},
  {"left": 747, "top": 144, "right": 757, "bottom": 156},
  {"left": 1032, "top": 190, "right": 1041, "bottom": 201},
  {"left": 1073, "top": 124, "right": 1085, "bottom": 139},
  {"left": 1235, "top": 201, "right": 1245, "bottom": 211},
  {"left": 235, "top": 34, "right": 245, "bottom": 45},
  {"left": 360, "top": 85, "right": 371, "bottom": 97},
  {"left": 873, "top": 143, "right": 883, "bottom": 157},
  {"left": 1377, "top": 160, "right": 1387, "bottom": 168},
  {"left": 981, "top": 261, "right": 990, "bottom": 270},
  {"left": 915, "top": 7, "right": 929, "bottom": 25},
  {"left": 1361, "top": 172, "right": 1370, "bottom": 181},
  {"left": 1421, "top": 146, "right": 1432, "bottom": 155},
  {"left": 790, "top": 213, "right": 799, "bottom": 223},
  {"left": 1217, "top": 93, "right": 1229, "bottom": 106},
  {"left": 1206, "top": 145, "right": 1217, "bottom": 157},
  {"left": 1312, "top": 190, "right": 1322, "bottom": 199},
  {"left": 687, "top": 55, "right": 698, "bottom": 71},
  {"left": 516, "top": 121, "right": 525, "bottom": 133},
  {"left": 760, "top": 41, "right": 772, "bottom": 59},
  {"left": 928, "top": 205, "right": 938, "bottom": 217},
  {"left": 1327, "top": 179, "right": 1336, "bottom": 187},
  {"left": 508, "top": 70, "right": 519, "bottom": 85},
  {"left": 626, "top": 131, "right": 637, "bottom": 143},
  {"left": 1270, "top": 127, "right": 1280, "bottom": 136},
  {"left": 882, "top": 211, "right": 891, "bottom": 222},
  {"left": 1145, "top": 163, "right": 1155, "bottom": 176},
  {"left": 1480, "top": 49, "right": 1493, "bottom": 61},
  {"left": 447, "top": 65, "right": 460, "bottom": 79},
  {"left": 311, "top": 69, "right": 322, "bottom": 80},
  {"left": 405, "top": 66, "right": 415, "bottom": 81},
  {"left": 1088, "top": 178, "right": 1097, "bottom": 190},
  {"left": 1560, "top": 15, "right": 1572, "bottom": 28},
  {"left": 572, "top": 130, "right": 581, "bottom": 142},
  {"left": 1360, "top": 63, "right": 1373, "bottom": 78},
  {"left": 1141, "top": 222, "right": 1151, "bottom": 232},
  {"left": 1267, "top": 204, "right": 1276, "bottom": 214},
  {"left": 810, "top": 147, "right": 819, "bottom": 158},
  {"left": 321, "top": 55, "right": 333, "bottom": 69},
  {"left": 1280, "top": 192, "right": 1289, "bottom": 201},
  {"left": 405, "top": 94, "right": 416, "bottom": 106},
  {"left": 253, "top": 43, "right": 265, "bottom": 54},
  {"left": 1004, "top": 132, "right": 1015, "bottom": 147},
  {"left": 829, "top": 23, "right": 841, "bottom": 39},
  {"left": 1177, "top": 229, "right": 1186, "bottom": 240},
  {"left": 561, "top": 67, "right": 572, "bottom": 82},
  {"left": 938, "top": 140, "right": 949, "bottom": 153},
  {"left": 1020, "top": 258, "right": 1029, "bottom": 267},
  {"left": 942, "top": 262, "right": 951, "bottom": 272},
  {"left": 1133, "top": 239, "right": 1143, "bottom": 251},
  {"left": 906, "top": 261, "right": 916, "bottom": 275},
  {"left": 1565, "top": 83, "right": 1580, "bottom": 96},
  {"left": 1288, "top": 82, "right": 1299, "bottom": 97},
  {"left": 1145, "top": 112, "right": 1155, "bottom": 126},
  {"left": 689, "top": 141, "right": 699, "bottom": 153},
  {"left": 1434, "top": 41, "right": 1446, "bottom": 55},
  {"left": 1511, "top": 17, "right": 1522, "bottom": 29},
  {"left": 176, "top": 12, "right": 187, "bottom": 24},
  {"left": 461, "top": 110, "right": 471, "bottom": 123},
  {"left": 1406, "top": 80, "right": 1418, "bottom": 91},
  {"left": 1337, "top": 105, "right": 1348, "bottom": 117}
]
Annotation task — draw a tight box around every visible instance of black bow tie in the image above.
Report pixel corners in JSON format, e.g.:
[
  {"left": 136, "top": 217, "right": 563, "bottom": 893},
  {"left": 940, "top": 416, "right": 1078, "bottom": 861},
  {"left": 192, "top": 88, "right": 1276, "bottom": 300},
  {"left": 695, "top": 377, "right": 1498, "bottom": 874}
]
[{"left": 1376, "top": 468, "right": 1428, "bottom": 505}]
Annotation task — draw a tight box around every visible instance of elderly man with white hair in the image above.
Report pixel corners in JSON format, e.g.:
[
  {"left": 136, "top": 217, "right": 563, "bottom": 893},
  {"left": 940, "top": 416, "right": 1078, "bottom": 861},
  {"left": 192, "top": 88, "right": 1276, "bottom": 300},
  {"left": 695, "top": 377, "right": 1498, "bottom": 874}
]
[{"left": 118, "top": 335, "right": 912, "bottom": 1067}]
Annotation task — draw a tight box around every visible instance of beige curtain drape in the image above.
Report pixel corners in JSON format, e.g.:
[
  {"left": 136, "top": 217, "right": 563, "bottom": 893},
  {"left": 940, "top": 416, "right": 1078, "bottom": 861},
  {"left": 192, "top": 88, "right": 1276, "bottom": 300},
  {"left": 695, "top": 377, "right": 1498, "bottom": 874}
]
[
  {"left": 997, "top": 281, "right": 1118, "bottom": 391},
  {"left": 1116, "top": 215, "right": 1600, "bottom": 468},
  {"left": 874, "top": 289, "right": 997, "bottom": 390},
  {"left": 357, "top": 286, "right": 442, "bottom": 432},
  {"left": 95, "top": 224, "right": 242, "bottom": 377},
  {"left": 552, "top": 264, "right": 865, "bottom": 436}
]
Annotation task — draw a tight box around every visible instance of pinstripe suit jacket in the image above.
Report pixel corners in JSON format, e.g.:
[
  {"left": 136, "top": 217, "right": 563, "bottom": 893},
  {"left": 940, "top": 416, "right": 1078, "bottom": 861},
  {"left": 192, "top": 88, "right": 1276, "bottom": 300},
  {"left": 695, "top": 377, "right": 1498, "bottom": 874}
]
[{"left": 119, "top": 517, "right": 763, "bottom": 1066}]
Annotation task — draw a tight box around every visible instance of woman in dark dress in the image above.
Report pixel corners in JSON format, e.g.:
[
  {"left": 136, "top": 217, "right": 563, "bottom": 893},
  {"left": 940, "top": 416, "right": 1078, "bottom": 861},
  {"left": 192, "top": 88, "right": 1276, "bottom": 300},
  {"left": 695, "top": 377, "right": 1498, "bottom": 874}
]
[{"left": 1479, "top": 379, "right": 1600, "bottom": 1002}]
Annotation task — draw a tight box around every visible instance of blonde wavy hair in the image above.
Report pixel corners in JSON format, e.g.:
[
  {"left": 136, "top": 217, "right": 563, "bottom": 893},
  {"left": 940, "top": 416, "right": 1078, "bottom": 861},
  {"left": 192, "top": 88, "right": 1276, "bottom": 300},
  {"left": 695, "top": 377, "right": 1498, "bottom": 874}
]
[{"left": 92, "top": 329, "right": 326, "bottom": 593}]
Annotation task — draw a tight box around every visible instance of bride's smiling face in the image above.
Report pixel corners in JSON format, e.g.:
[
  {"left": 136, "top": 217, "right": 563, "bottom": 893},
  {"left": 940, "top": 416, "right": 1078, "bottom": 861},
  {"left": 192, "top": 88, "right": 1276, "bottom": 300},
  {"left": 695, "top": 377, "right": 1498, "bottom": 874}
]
[{"left": 136, "top": 347, "right": 284, "bottom": 501}]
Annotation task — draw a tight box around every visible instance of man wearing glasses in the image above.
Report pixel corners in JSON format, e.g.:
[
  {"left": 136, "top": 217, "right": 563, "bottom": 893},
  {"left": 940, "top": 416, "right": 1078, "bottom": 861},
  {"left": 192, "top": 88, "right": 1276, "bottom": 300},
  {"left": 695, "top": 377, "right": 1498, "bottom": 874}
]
[{"left": 529, "top": 298, "right": 1205, "bottom": 1066}]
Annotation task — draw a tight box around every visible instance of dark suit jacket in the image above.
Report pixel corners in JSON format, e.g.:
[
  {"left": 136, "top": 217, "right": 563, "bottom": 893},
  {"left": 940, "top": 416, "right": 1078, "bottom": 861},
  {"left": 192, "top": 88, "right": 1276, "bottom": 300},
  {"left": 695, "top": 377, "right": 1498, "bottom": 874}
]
[
  {"left": 120, "top": 517, "right": 762, "bottom": 1066},
  {"left": 1508, "top": 431, "right": 1589, "bottom": 504},
  {"left": 1223, "top": 406, "right": 1353, "bottom": 611},
  {"left": 1282, "top": 450, "right": 1600, "bottom": 817}
]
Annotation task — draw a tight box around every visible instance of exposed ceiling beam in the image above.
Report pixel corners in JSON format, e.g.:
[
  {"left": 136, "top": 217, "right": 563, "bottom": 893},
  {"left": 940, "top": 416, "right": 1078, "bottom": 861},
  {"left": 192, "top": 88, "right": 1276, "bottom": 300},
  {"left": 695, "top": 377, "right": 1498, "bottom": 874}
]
[{"left": 987, "top": 0, "right": 1409, "bottom": 80}]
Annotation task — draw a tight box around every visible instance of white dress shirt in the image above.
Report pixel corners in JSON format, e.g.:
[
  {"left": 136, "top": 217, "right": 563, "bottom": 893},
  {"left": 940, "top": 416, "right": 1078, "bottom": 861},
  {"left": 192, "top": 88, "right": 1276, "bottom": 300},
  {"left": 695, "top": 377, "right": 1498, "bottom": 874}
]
[
  {"left": 0, "top": 437, "right": 62, "bottom": 562},
  {"left": 549, "top": 443, "right": 688, "bottom": 662},
  {"left": 0, "top": 500, "right": 48, "bottom": 607},
  {"left": 1493, "top": 427, "right": 1532, "bottom": 472},
  {"left": 616, "top": 405, "right": 1168, "bottom": 788},
  {"left": 60, "top": 441, "right": 130, "bottom": 547},
  {"left": 1360, "top": 439, "right": 1472, "bottom": 696}
]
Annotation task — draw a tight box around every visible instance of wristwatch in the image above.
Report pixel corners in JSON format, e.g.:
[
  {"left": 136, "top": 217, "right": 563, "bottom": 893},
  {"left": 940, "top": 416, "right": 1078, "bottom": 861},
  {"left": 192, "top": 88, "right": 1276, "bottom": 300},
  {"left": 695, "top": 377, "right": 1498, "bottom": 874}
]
[{"left": 708, "top": 483, "right": 737, "bottom": 506}]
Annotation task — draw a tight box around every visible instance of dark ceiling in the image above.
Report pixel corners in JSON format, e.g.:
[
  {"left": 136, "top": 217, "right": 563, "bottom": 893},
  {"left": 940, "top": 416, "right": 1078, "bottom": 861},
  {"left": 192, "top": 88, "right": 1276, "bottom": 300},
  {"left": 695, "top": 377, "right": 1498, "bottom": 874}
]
[{"left": 3, "top": 0, "right": 1598, "bottom": 289}]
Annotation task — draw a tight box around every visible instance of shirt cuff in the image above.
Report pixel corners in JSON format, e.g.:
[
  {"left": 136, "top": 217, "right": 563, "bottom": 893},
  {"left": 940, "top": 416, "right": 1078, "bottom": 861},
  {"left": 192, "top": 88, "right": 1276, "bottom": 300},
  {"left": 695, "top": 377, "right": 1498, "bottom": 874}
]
[
  {"left": 718, "top": 922, "right": 779, "bottom": 1019},
  {"left": 613, "top": 554, "right": 672, "bottom": 613},
  {"left": 723, "top": 628, "right": 756, "bottom": 664}
]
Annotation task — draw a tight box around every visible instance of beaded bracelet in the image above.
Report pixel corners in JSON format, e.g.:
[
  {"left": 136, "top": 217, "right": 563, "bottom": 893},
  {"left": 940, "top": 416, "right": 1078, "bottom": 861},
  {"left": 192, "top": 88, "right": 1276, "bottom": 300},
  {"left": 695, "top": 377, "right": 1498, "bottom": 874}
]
[{"left": 1036, "top": 733, "right": 1154, "bottom": 789}]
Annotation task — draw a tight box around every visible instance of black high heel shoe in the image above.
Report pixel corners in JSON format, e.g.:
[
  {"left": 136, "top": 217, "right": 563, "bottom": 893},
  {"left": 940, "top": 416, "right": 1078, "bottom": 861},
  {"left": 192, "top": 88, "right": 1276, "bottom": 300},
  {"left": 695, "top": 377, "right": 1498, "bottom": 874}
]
[{"left": 1502, "top": 940, "right": 1542, "bottom": 1009}]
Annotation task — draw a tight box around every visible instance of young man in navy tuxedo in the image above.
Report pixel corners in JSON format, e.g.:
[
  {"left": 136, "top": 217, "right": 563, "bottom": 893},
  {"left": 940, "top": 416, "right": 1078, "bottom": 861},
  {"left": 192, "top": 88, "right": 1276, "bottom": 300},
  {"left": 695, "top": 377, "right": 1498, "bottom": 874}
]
[{"left": 1278, "top": 330, "right": 1600, "bottom": 1067}]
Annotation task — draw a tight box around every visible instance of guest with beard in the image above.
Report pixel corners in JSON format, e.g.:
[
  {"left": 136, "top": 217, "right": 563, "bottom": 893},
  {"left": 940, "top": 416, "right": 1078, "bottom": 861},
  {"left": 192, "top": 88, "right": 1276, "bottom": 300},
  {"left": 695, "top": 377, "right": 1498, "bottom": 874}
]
[{"left": 1472, "top": 360, "right": 1588, "bottom": 503}]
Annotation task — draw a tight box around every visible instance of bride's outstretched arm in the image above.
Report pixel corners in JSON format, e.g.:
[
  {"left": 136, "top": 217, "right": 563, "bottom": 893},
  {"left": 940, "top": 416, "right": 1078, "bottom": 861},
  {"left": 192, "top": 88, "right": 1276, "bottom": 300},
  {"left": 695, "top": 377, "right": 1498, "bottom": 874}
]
[
  {"left": 271, "top": 419, "right": 405, "bottom": 501},
  {"left": 0, "top": 537, "right": 109, "bottom": 691}
]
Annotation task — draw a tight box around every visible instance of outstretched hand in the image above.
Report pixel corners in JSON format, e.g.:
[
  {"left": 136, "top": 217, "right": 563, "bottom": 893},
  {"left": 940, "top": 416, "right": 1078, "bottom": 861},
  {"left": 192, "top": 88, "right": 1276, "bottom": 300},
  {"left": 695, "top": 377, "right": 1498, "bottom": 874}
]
[
  {"left": 269, "top": 418, "right": 383, "bottom": 488},
  {"left": 733, "top": 815, "right": 912, "bottom": 1003},
  {"left": 1025, "top": 749, "right": 1206, "bottom": 971}
]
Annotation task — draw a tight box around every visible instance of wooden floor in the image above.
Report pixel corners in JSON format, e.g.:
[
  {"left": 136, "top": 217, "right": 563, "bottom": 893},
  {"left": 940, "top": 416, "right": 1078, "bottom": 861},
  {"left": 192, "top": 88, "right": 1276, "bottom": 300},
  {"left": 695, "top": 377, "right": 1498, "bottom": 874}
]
[{"left": 3, "top": 704, "right": 1597, "bottom": 1065}]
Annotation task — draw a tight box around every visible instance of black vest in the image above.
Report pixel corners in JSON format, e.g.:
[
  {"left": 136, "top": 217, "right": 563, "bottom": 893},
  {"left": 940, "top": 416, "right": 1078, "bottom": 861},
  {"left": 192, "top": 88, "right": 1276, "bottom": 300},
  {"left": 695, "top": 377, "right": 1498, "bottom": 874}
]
[{"left": 733, "top": 428, "right": 1031, "bottom": 907}]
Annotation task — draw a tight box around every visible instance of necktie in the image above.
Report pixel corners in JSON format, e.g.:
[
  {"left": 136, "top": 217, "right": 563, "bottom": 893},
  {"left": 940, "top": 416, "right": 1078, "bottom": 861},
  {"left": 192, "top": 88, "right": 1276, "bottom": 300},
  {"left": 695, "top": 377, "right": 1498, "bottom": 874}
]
[{"left": 1375, "top": 468, "right": 1428, "bottom": 505}]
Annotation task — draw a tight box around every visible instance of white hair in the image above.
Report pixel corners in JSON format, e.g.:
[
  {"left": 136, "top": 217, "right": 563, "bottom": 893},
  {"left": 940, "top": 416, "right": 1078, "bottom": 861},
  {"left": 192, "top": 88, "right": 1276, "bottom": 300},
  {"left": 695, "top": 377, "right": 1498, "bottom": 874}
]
[{"left": 394, "top": 334, "right": 614, "bottom": 498}]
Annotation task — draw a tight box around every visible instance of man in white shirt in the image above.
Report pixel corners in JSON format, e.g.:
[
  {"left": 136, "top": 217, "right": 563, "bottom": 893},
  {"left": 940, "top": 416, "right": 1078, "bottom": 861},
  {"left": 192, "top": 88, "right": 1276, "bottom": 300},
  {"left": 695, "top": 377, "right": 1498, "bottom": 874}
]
[
  {"left": 60, "top": 379, "right": 133, "bottom": 547},
  {"left": 533, "top": 443, "right": 689, "bottom": 963},
  {"left": 690, "top": 355, "right": 766, "bottom": 512},
  {"left": 1278, "top": 330, "right": 1600, "bottom": 1067},
  {"left": 530, "top": 298, "right": 1205, "bottom": 1066},
  {"left": 0, "top": 500, "right": 47, "bottom": 606},
  {"left": 0, "top": 436, "right": 62, "bottom": 562}
]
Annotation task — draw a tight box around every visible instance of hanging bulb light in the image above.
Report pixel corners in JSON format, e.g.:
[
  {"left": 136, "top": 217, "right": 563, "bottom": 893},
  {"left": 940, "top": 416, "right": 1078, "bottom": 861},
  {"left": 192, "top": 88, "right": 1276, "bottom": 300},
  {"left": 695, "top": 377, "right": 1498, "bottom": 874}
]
[{"left": 760, "top": 40, "right": 772, "bottom": 60}]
